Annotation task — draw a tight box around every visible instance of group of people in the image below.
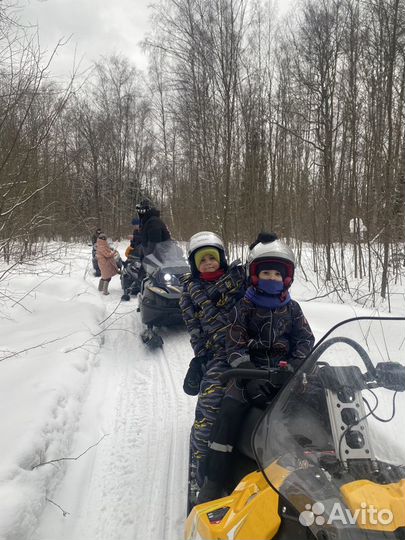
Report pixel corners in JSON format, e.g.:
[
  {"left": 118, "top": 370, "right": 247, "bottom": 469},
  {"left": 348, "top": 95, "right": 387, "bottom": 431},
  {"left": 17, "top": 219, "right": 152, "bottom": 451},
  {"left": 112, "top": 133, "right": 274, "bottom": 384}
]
[
  {"left": 91, "top": 198, "right": 171, "bottom": 295},
  {"left": 180, "top": 230, "right": 315, "bottom": 504},
  {"left": 92, "top": 200, "right": 315, "bottom": 505}
]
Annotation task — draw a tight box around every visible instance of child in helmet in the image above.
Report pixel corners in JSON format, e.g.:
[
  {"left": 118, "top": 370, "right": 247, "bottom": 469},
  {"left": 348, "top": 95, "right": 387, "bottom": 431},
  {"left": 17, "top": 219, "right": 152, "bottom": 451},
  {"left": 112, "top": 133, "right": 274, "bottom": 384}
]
[
  {"left": 180, "top": 231, "right": 245, "bottom": 486},
  {"left": 197, "top": 232, "right": 315, "bottom": 503}
]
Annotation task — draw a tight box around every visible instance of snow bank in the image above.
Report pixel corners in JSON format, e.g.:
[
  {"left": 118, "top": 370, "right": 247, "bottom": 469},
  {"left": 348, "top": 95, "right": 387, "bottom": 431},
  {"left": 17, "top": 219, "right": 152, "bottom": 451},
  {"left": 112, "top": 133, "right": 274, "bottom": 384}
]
[
  {"left": 0, "top": 244, "right": 108, "bottom": 540},
  {"left": 0, "top": 240, "right": 403, "bottom": 540}
]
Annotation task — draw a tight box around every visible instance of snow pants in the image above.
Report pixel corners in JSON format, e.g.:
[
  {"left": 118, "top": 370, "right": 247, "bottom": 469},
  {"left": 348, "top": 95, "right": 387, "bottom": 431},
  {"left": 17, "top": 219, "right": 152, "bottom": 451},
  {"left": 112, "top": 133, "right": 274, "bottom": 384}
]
[
  {"left": 190, "top": 359, "right": 228, "bottom": 486},
  {"left": 205, "top": 378, "right": 250, "bottom": 485}
]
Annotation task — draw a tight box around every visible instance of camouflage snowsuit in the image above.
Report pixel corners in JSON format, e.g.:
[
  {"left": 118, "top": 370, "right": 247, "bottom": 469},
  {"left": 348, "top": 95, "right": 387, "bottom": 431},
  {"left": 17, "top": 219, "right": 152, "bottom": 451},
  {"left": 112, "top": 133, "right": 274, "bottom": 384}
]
[
  {"left": 226, "top": 297, "right": 315, "bottom": 372},
  {"left": 180, "top": 264, "right": 245, "bottom": 484},
  {"left": 205, "top": 296, "right": 315, "bottom": 483}
]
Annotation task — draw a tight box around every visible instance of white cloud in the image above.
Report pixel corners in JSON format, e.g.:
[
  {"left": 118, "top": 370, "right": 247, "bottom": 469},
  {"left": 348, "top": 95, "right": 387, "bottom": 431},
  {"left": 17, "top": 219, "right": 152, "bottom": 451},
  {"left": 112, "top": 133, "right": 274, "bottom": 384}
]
[
  {"left": 18, "top": 0, "right": 154, "bottom": 79},
  {"left": 17, "top": 0, "right": 295, "bottom": 80}
]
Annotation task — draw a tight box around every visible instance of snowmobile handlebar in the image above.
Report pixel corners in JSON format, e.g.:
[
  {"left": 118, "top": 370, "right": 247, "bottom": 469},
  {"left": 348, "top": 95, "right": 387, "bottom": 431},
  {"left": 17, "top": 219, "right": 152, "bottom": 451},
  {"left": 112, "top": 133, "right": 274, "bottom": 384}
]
[
  {"left": 308, "top": 337, "right": 405, "bottom": 392},
  {"left": 219, "top": 366, "right": 294, "bottom": 388}
]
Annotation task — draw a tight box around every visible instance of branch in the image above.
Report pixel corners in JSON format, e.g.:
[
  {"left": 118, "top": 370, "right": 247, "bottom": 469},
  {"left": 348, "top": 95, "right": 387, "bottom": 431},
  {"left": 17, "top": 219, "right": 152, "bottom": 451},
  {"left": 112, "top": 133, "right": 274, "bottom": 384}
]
[
  {"left": 65, "top": 307, "right": 133, "bottom": 353},
  {"left": 0, "top": 180, "right": 53, "bottom": 217},
  {"left": 32, "top": 434, "right": 109, "bottom": 470},
  {"left": 0, "top": 290, "right": 32, "bottom": 313},
  {"left": 0, "top": 261, "right": 19, "bottom": 281},
  {"left": 270, "top": 120, "right": 324, "bottom": 152},
  {"left": 0, "top": 333, "right": 76, "bottom": 362},
  {"left": 303, "top": 288, "right": 342, "bottom": 302},
  {"left": 45, "top": 498, "right": 70, "bottom": 517},
  {"left": 10, "top": 274, "right": 54, "bottom": 308},
  {"left": 98, "top": 299, "right": 123, "bottom": 325}
]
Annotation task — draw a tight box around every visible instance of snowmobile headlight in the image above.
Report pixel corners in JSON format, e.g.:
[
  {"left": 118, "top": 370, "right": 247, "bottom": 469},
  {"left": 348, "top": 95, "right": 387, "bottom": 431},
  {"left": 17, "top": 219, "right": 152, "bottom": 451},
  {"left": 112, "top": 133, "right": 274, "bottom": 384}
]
[{"left": 163, "top": 273, "right": 172, "bottom": 282}]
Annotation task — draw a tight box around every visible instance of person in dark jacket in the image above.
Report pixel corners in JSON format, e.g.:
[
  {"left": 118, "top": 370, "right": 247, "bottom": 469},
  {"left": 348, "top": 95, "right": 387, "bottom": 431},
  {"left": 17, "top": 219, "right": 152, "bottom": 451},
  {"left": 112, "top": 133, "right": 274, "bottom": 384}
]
[
  {"left": 180, "top": 231, "right": 245, "bottom": 486},
  {"left": 125, "top": 218, "right": 143, "bottom": 260},
  {"left": 197, "top": 232, "right": 315, "bottom": 503},
  {"left": 136, "top": 198, "right": 171, "bottom": 256},
  {"left": 91, "top": 227, "right": 102, "bottom": 245},
  {"left": 91, "top": 228, "right": 102, "bottom": 277}
]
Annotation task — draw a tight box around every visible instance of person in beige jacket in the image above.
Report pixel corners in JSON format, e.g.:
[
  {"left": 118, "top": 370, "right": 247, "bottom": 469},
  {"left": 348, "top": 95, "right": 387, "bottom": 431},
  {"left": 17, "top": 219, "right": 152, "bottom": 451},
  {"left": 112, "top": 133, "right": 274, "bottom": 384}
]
[{"left": 96, "top": 233, "right": 119, "bottom": 295}]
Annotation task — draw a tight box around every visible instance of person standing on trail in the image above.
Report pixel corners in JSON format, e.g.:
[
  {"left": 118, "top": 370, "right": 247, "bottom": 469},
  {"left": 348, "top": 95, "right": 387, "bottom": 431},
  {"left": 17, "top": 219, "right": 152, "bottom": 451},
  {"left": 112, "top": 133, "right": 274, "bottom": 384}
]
[
  {"left": 96, "top": 233, "right": 120, "bottom": 295},
  {"left": 91, "top": 227, "right": 102, "bottom": 246},
  {"left": 91, "top": 228, "right": 102, "bottom": 277}
]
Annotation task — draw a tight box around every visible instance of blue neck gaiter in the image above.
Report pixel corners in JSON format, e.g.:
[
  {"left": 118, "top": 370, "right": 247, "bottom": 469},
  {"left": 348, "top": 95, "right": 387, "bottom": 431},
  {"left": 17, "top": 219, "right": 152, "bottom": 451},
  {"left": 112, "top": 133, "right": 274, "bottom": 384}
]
[{"left": 245, "top": 279, "right": 291, "bottom": 309}]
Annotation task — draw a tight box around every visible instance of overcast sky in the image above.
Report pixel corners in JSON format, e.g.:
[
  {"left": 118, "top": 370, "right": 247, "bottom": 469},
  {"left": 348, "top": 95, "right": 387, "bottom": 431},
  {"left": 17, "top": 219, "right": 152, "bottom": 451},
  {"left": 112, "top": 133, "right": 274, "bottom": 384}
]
[
  {"left": 19, "top": 0, "right": 153, "bottom": 79},
  {"left": 18, "top": 0, "right": 293, "bottom": 81}
]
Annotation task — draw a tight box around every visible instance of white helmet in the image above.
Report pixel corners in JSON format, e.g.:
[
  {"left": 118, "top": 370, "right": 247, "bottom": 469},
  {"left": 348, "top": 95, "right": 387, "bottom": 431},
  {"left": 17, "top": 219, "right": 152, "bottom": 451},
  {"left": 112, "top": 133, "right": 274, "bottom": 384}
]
[
  {"left": 187, "top": 231, "right": 227, "bottom": 275},
  {"left": 247, "top": 235, "right": 295, "bottom": 288}
]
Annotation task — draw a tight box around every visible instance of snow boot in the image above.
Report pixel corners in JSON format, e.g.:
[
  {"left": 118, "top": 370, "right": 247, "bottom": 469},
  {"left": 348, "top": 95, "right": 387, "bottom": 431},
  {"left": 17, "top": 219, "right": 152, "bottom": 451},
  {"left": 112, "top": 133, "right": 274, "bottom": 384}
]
[
  {"left": 102, "top": 280, "right": 110, "bottom": 295},
  {"left": 196, "top": 478, "right": 225, "bottom": 505},
  {"left": 98, "top": 279, "right": 104, "bottom": 291}
]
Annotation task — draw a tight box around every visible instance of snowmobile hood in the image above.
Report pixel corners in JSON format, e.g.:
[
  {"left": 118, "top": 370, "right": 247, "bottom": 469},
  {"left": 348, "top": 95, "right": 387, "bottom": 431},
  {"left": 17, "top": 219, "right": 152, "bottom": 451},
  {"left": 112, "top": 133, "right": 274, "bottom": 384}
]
[{"left": 254, "top": 316, "right": 405, "bottom": 537}]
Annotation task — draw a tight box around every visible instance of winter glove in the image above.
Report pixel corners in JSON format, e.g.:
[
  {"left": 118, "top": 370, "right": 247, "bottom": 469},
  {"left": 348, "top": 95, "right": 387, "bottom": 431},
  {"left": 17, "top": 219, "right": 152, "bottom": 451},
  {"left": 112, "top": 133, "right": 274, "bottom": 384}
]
[
  {"left": 125, "top": 245, "right": 134, "bottom": 258},
  {"left": 183, "top": 357, "right": 207, "bottom": 396},
  {"left": 246, "top": 378, "right": 278, "bottom": 409}
]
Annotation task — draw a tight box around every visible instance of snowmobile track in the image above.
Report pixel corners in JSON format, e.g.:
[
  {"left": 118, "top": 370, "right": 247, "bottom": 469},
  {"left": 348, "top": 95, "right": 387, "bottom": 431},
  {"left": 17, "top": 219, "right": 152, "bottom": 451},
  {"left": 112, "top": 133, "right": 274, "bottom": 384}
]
[{"left": 33, "top": 299, "right": 195, "bottom": 540}]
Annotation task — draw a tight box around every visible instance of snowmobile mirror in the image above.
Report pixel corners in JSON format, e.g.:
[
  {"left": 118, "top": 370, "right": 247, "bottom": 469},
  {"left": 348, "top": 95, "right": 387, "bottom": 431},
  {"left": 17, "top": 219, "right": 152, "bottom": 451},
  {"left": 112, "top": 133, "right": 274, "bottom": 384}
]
[{"left": 375, "top": 362, "right": 405, "bottom": 392}]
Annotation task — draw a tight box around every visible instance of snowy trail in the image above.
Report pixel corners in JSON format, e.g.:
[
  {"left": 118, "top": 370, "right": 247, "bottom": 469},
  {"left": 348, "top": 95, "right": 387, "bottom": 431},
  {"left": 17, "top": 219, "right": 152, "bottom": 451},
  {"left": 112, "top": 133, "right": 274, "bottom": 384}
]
[
  {"left": 6, "top": 244, "right": 402, "bottom": 540},
  {"left": 33, "top": 285, "right": 195, "bottom": 540}
]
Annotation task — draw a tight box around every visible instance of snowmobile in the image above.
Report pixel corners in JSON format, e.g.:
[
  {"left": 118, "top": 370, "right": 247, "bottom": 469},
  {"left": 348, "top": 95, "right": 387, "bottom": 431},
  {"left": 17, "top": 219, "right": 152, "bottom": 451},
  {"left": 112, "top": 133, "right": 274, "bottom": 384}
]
[
  {"left": 121, "top": 253, "right": 142, "bottom": 301},
  {"left": 137, "top": 239, "right": 189, "bottom": 348},
  {"left": 185, "top": 316, "right": 405, "bottom": 539}
]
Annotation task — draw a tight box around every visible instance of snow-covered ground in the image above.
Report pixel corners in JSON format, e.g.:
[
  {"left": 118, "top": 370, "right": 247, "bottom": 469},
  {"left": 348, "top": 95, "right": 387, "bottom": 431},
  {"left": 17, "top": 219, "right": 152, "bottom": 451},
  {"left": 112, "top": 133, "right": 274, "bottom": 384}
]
[{"left": 0, "top": 242, "right": 404, "bottom": 540}]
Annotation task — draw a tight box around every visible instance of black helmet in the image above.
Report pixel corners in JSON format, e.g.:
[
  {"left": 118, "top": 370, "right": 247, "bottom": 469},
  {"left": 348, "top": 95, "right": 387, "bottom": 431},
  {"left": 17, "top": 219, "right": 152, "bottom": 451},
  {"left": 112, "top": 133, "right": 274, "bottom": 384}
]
[{"left": 136, "top": 198, "right": 153, "bottom": 215}]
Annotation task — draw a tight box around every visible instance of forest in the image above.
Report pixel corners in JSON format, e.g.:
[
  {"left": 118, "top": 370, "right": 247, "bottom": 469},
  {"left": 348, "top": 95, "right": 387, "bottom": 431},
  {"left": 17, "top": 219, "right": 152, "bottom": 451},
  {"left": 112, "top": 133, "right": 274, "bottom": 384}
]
[{"left": 0, "top": 0, "right": 404, "bottom": 300}]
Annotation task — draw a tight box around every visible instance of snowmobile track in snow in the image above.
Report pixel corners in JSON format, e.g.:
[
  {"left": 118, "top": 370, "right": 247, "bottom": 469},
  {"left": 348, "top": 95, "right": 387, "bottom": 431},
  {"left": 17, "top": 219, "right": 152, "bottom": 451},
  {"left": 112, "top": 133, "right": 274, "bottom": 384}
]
[{"left": 34, "top": 296, "right": 195, "bottom": 540}]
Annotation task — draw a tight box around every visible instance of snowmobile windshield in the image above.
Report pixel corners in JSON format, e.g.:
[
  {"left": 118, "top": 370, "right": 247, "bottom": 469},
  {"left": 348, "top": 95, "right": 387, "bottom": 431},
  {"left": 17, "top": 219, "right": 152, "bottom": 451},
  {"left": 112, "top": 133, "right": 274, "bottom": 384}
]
[
  {"left": 142, "top": 240, "right": 189, "bottom": 284},
  {"left": 254, "top": 317, "right": 405, "bottom": 537}
]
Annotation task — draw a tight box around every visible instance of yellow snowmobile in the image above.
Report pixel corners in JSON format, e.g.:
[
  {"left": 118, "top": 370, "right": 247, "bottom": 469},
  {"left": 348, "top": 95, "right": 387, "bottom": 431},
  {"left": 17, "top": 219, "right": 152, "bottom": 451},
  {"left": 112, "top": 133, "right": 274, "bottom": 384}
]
[{"left": 185, "top": 316, "right": 405, "bottom": 539}]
